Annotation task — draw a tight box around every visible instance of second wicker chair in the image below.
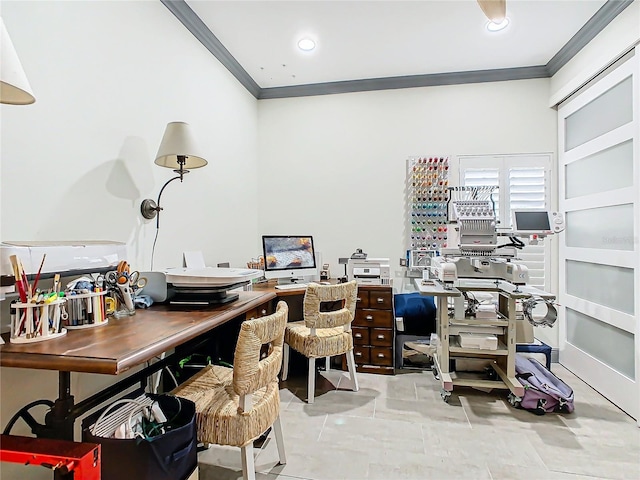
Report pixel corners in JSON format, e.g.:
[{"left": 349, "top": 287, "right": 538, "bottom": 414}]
[
  {"left": 173, "top": 301, "right": 289, "bottom": 480},
  {"left": 281, "top": 281, "right": 359, "bottom": 403}
]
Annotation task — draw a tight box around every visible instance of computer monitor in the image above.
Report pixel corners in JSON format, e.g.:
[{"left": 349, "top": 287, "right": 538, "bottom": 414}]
[
  {"left": 512, "top": 210, "right": 555, "bottom": 236},
  {"left": 261, "top": 235, "right": 318, "bottom": 284}
]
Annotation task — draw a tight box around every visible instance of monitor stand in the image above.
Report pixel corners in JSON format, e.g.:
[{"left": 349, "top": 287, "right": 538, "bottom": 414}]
[{"left": 277, "top": 276, "right": 309, "bottom": 285}]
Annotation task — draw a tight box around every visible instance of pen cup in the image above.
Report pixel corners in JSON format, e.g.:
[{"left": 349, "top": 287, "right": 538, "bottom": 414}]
[
  {"left": 63, "top": 290, "right": 109, "bottom": 329},
  {"left": 108, "top": 285, "right": 136, "bottom": 319},
  {"left": 10, "top": 299, "right": 67, "bottom": 343}
]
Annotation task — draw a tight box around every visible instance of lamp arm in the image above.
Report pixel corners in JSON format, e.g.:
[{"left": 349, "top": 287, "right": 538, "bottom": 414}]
[{"left": 154, "top": 175, "right": 182, "bottom": 229}]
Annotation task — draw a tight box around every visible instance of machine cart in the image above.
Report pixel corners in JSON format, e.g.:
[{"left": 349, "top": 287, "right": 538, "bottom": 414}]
[{"left": 416, "top": 278, "right": 555, "bottom": 403}]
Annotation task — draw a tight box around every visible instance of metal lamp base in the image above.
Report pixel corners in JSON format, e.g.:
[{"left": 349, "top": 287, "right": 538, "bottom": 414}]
[{"left": 140, "top": 199, "right": 159, "bottom": 219}]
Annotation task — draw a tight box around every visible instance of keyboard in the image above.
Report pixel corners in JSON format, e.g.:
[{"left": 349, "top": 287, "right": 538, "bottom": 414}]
[{"left": 274, "top": 283, "right": 309, "bottom": 291}]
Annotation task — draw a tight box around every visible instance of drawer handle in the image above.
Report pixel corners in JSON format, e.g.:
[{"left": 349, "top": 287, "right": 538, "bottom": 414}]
[
  {"left": 355, "top": 352, "right": 362, "bottom": 357},
  {"left": 261, "top": 309, "right": 267, "bottom": 315},
  {"left": 356, "top": 297, "right": 362, "bottom": 302},
  {"left": 377, "top": 353, "right": 385, "bottom": 358},
  {"left": 365, "top": 315, "right": 373, "bottom": 321},
  {"left": 376, "top": 335, "right": 385, "bottom": 339},
  {"left": 376, "top": 297, "right": 384, "bottom": 304},
  {"left": 355, "top": 333, "right": 362, "bottom": 338}
]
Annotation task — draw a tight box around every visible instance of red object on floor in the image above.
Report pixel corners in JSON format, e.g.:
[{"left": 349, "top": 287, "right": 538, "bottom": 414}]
[{"left": 0, "top": 434, "right": 100, "bottom": 479}]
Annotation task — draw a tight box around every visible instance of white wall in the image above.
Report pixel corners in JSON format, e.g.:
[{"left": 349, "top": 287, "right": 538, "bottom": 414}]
[
  {"left": 0, "top": 2, "right": 258, "bottom": 477},
  {"left": 0, "top": 0, "right": 260, "bottom": 270},
  {"left": 257, "top": 78, "right": 556, "bottom": 284}
]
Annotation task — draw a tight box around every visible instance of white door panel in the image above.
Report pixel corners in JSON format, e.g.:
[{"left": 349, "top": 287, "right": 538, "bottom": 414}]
[{"left": 558, "top": 50, "right": 639, "bottom": 422}]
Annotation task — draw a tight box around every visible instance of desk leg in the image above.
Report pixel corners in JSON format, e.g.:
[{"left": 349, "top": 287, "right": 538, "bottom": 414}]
[{"left": 44, "top": 372, "right": 75, "bottom": 441}]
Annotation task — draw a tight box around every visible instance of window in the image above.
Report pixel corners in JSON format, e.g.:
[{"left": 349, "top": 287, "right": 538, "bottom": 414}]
[{"left": 458, "top": 155, "right": 552, "bottom": 289}]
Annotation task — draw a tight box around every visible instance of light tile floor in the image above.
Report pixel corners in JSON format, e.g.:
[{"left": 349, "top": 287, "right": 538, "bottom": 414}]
[{"left": 198, "top": 365, "right": 640, "bottom": 480}]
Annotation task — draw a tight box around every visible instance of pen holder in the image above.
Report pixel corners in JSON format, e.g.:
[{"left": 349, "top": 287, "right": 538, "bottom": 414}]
[
  {"left": 63, "top": 290, "right": 109, "bottom": 329},
  {"left": 10, "top": 299, "right": 67, "bottom": 344}
]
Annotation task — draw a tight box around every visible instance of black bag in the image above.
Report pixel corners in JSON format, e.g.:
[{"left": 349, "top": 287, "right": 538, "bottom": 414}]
[{"left": 82, "top": 391, "right": 197, "bottom": 480}]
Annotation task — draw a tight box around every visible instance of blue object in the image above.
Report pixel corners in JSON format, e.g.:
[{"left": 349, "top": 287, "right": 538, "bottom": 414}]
[
  {"left": 393, "top": 292, "right": 436, "bottom": 336},
  {"left": 134, "top": 294, "right": 154, "bottom": 309},
  {"left": 516, "top": 341, "right": 552, "bottom": 370}
]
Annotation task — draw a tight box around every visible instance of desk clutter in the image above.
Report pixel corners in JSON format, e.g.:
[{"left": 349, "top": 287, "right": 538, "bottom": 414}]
[{"left": 7, "top": 255, "right": 146, "bottom": 343}]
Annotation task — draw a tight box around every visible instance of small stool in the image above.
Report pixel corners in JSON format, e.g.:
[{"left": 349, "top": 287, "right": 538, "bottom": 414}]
[{"left": 516, "top": 341, "right": 552, "bottom": 369}]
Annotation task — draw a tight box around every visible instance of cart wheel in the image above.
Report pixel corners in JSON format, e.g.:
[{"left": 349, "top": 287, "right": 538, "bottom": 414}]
[
  {"left": 440, "top": 388, "right": 451, "bottom": 403},
  {"left": 507, "top": 393, "right": 522, "bottom": 408}
]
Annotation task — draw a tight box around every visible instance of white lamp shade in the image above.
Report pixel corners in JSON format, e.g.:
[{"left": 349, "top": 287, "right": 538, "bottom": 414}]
[
  {"left": 154, "top": 121, "right": 208, "bottom": 170},
  {"left": 0, "top": 17, "right": 35, "bottom": 105}
]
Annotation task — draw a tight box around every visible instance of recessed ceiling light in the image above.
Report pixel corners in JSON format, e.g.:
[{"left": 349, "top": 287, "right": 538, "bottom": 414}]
[
  {"left": 297, "top": 38, "right": 316, "bottom": 51},
  {"left": 486, "top": 17, "right": 510, "bottom": 32}
]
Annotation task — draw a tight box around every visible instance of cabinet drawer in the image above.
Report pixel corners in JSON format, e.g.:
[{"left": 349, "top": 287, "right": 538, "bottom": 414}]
[
  {"left": 371, "top": 328, "right": 393, "bottom": 346},
  {"left": 245, "top": 308, "right": 263, "bottom": 320},
  {"left": 245, "top": 305, "right": 269, "bottom": 320},
  {"left": 352, "top": 327, "right": 370, "bottom": 345},
  {"left": 355, "top": 291, "right": 369, "bottom": 309},
  {"left": 370, "top": 346, "right": 393, "bottom": 366},
  {"left": 368, "top": 291, "right": 393, "bottom": 310},
  {"left": 353, "top": 345, "right": 371, "bottom": 364},
  {"left": 354, "top": 309, "right": 393, "bottom": 327}
]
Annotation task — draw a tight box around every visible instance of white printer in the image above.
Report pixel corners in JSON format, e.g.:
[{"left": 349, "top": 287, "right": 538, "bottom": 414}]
[{"left": 346, "top": 250, "right": 391, "bottom": 286}]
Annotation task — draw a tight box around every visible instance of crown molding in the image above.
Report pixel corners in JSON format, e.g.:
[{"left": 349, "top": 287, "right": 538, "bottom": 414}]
[
  {"left": 164, "top": 0, "right": 630, "bottom": 100},
  {"left": 546, "top": 0, "right": 634, "bottom": 76},
  {"left": 160, "top": 0, "right": 260, "bottom": 98},
  {"left": 258, "top": 66, "right": 549, "bottom": 99}
]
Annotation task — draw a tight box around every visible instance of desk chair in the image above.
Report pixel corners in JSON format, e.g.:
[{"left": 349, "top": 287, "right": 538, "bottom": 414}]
[
  {"left": 173, "top": 302, "right": 288, "bottom": 480},
  {"left": 281, "top": 281, "right": 359, "bottom": 404}
]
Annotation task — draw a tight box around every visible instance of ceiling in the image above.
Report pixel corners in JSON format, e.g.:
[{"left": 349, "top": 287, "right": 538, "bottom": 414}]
[{"left": 163, "top": 0, "right": 631, "bottom": 99}]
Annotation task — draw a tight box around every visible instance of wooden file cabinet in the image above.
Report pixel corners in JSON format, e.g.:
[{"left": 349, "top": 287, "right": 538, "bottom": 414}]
[{"left": 347, "top": 285, "right": 395, "bottom": 375}]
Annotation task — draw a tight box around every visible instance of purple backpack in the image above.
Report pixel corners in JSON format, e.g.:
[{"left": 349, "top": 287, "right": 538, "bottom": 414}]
[{"left": 513, "top": 354, "right": 575, "bottom": 415}]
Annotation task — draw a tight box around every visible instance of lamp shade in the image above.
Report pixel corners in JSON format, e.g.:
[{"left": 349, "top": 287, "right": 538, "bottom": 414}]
[
  {"left": 154, "top": 121, "right": 208, "bottom": 170},
  {"left": 0, "top": 17, "right": 35, "bottom": 105}
]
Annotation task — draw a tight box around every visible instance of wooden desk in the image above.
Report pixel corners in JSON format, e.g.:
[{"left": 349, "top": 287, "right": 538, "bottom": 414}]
[
  {"left": 0, "top": 291, "right": 274, "bottom": 375},
  {"left": 0, "top": 291, "right": 276, "bottom": 440}
]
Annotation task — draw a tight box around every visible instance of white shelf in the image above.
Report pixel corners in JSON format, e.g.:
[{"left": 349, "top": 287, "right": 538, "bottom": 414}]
[{"left": 449, "top": 336, "right": 508, "bottom": 356}]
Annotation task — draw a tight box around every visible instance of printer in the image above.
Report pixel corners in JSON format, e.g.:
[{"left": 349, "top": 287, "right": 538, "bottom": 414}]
[{"left": 347, "top": 257, "right": 391, "bottom": 286}]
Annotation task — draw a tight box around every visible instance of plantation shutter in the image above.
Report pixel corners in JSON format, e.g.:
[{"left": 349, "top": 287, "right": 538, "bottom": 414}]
[
  {"left": 462, "top": 168, "right": 500, "bottom": 221},
  {"left": 508, "top": 167, "right": 547, "bottom": 288}
]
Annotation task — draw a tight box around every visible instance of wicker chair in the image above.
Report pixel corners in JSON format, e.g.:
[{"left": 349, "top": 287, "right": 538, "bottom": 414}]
[
  {"left": 173, "top": 301, "right": 288, "bottom": 480},
  {"left": 281, "top": 281, "right": 359, "bottom": 404}
]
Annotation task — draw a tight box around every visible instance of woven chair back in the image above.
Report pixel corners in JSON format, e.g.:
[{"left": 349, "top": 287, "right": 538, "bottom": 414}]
[
  {"left": 232, "top": 301, "right": 288, "bottom": 396},
  {"left": 303, "top": 281, "right": 358, "bottom": 330}
]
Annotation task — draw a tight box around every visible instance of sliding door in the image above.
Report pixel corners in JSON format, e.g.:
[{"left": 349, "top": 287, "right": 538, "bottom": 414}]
[{"left": 558, "top": 50, "right": 639, "bottom": 421}]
